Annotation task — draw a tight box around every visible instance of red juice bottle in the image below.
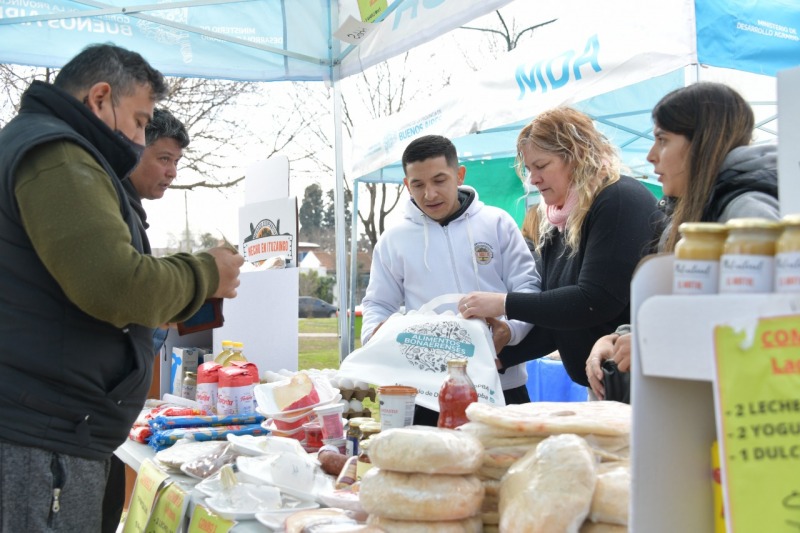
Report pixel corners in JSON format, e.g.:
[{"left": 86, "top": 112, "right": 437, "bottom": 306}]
[{"left": 437, "top": 358, "right": 478, "bottom": 429}]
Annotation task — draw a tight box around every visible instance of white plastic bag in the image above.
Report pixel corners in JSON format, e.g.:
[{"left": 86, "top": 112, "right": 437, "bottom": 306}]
[{"left": 339, "top": 294, "right": 505, "bottom": 411}]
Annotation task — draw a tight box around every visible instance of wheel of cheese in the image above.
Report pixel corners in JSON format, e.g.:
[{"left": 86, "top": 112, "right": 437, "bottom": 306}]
[
  {"left": 367, "top": 426, "right": 483, "bottom": 474},
  {"left": 366, "top": 514, "right": 483, "bottom": 532},
  {"left": 360, "top": 468, "right": 484, "bottom": 521}
]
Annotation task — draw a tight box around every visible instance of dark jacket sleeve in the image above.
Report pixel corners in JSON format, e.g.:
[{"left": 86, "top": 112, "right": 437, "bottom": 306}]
[{"left": 500, "top": 177, "right": 660, "bottom": 369}]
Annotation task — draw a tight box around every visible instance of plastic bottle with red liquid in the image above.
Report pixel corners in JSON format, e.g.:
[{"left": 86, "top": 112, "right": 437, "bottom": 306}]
[{"left": 437, "top": 358, "right": 478, "bottom": 429}]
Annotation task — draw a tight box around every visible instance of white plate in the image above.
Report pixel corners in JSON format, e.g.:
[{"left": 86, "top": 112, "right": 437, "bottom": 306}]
[
  {"left": 317, "top": 489, "right": 364, "bottom": 513},
  {"left": 205, "top": 484, "right": 283, "bottom": 521},
  {"left": 254, "top": 499, "right": 321, "bottom": 529},
  {"left": 237, "top": 454, "right": 333, "bottom": 503},
  {"left": 194, "top": 470, "right": 250, "bottom": 498},
  {"left": 227, "top": 434, "right": 308, "bottom": 456}
]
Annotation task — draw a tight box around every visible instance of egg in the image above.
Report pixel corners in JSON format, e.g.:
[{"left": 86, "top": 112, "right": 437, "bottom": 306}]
[
  {"left": 338, "top": 377, "right": 354, "bottom": 390},
  {"left": 353, "top": 380, "right": 369, "bottom": 390},
  {"left": 349, "top": 398, "right": 363, "bottom": 412}
]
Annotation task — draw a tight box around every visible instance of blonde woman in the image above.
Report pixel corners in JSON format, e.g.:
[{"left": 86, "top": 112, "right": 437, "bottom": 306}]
[{"left": 460, "top": 107, "right": 663, "bottom": 387}]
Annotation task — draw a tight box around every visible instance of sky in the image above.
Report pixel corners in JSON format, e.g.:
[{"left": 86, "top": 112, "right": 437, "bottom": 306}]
[{"left": 141, "top": 1, "right": 565, "bottom": 251}]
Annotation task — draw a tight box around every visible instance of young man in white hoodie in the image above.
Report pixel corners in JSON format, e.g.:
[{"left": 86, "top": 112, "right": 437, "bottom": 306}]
[{"left": 360, "top": 135, "right": 541, "bottom": 425}]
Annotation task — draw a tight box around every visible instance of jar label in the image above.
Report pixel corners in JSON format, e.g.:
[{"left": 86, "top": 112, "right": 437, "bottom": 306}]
[
  {"left": 719, "top": 254, "right": 774, "bottom": 293},
  {"left": 673, "top": 259, "right": 719, "bottom": 294},
  {"left": 775, "top": 251, "right": 800, "bottom": 293}
]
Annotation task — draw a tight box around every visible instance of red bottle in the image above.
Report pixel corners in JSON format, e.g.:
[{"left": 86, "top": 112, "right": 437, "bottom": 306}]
[{"left": 437, "top": 359, "right": 478, "bottom": 429}]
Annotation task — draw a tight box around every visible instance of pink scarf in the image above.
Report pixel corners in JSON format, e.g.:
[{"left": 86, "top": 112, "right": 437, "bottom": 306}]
[{"left": 546, "top": 188, "right": 578, "bottom": 233}]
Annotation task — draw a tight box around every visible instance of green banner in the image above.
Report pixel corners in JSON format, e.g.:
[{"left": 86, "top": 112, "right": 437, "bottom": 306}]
[{"left": 714, "top": 315, "right": 800, "bottom": 532}]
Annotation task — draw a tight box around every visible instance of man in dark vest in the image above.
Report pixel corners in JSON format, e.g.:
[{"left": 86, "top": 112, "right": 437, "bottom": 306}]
[
  {"left": 101, "top": 107, "right": 192, "bottom": 533},
  {"left": 0, "top": 43, "right": 244, "bottom": 531}
]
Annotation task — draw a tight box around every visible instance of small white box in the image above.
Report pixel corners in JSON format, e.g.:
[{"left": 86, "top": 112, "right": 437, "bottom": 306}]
[{"left": 169, "top": 347, "right": 200, "bottom": 397}]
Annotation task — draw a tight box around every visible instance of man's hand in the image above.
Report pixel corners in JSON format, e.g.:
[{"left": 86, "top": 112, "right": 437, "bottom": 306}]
[{"left": 207, "top": 246, "right": 244, "bottom": 299}]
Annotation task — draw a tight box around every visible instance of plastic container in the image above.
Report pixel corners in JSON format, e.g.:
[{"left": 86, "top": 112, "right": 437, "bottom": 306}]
[
  {"left": 313, "top": 403, "right": 345, "bottom": 440},
  {"left": 182, "top": 371, "right": 197, "bottom": 401},
  {"left": 720, "top": 218, "right": 780, "bottom": 294},
  {"left": 214, "top": 340, "right": 234, "bottom": 365},
  {"left": 322, "top": 437, "right": 347, "bottom": 455},
  {"left": 437, "top": 358, "right": 478, "bottom": 429},
  {"left": 377, "top": 385, "right": 417, "bottom": 431},
  {"left": 302, "top": 422, "right": 323, "bottom": 448},
  {"left": 673, "top": 222, "right": 728, "bottom": 295},
  {"left": 775, "top": 214, "right": 800, "bottom": 293}
]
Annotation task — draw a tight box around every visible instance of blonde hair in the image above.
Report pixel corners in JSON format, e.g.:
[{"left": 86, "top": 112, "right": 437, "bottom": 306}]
[
  {"left": 521, "top": 206, "right": 541, "bottom": 249},
  {"left": 515, "top": 107, "right": 621, "bottom": 254}
]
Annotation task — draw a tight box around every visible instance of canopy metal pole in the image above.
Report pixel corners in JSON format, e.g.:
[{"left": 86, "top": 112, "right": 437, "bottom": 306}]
[
  {"left": 348, "top": 181, "right": 360, "bottom": 353},
  {"left": 333, "top": 80, "right": 350, "bottom": 361}
]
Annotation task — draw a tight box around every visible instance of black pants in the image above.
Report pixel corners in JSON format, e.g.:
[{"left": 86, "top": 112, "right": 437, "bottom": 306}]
[
  {"left": 101, "top": 455, "right": 126, "bottom": 533},
  {"left": 413, "top": 384, "right": 531, "bottom": 427}
]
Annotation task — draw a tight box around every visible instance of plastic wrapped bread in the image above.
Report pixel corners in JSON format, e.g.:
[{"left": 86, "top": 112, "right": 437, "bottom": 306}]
[
  {"left": 360, "top": 468, "right": 484, "bottom": 521},
  {"left": 367, "top": 426, "right": 484, "bottom": 475},
  {"left": 500, "top": 434, "right": 597, "bottom": 533}
]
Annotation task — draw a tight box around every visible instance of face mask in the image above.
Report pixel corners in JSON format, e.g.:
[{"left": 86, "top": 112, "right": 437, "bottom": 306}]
[{"left": 115, "top": 130, "right": 145, "bottom": 162}]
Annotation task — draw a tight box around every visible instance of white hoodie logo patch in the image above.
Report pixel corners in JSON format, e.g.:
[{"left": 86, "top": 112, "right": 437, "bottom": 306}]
[{"left": 474, "top": 242, "right": 494, "bottom": 265}]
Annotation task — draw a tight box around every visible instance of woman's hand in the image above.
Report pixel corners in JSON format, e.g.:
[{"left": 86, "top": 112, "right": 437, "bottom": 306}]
[
  {"left": 611, "top": 333, "right": 631, "bottom": 372},
  {"left": 485, "top": 317, "right": 511, "bottom": 356},
  {"left": 459, "top": 292, "right": 506, "bottom": 319},
  {"left": 585, "top": 333, "right": 619, "bottom": 400}
]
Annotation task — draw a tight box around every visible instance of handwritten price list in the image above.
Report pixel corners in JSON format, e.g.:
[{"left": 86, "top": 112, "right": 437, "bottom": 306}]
[{"left": 714, "top": 316, "right": 800, "bottom": 532}]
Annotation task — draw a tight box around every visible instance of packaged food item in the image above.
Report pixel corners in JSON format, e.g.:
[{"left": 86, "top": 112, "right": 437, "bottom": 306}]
[
  {"left": 302, "top": 422, "right": 323, "bottom": 449},
  {"left": 313, "top": 403, "right": 345, "bottom": 440},
  {"left": 377, "top": 385, "right": 417, "bottom": 430},
  {"left": 196, "top": 362, "right": 222, "bottom": 415},
  {"left": 438, "top": 358, "right": 478, "bottom": 429},
  {"left": 673, "top": 222, "right": 727, "bottom": 294},
  {"left": 356, "top": 438, "right": 373, "bottom": 481},
  {"left": 182, "top": 371, "right": 197, "bottom": 401},
  {"left": 775, "top": 214, "right": 800, "bottom": 293},
  {"left": 213, "top": 340, "right": 234, "bottom": 365},
  {"left": 720, "top": 218, "right": 780, "bottom": 294},
  {"left": 359, "top": 421, "right": 381, "bottom": 442},
  {"left": 217, "top": 366, "right": 256, "bottom": 416},
  {"left": 345, "top": 418, "right": 365, "bottom": 457},
  {"left": 335, "top": 455, "right": 359, "bottom": 489}
]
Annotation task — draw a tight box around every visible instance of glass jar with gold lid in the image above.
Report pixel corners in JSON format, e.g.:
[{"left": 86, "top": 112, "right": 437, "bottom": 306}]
[
  {"left": 719, "top": 217, "right": 781, "bottom": 294},
  {"left": 673, "top": 222, "right": 728, "bottom": 294},
  {"left": 775, "top": 214, "right": 800, "bottom": 293}
]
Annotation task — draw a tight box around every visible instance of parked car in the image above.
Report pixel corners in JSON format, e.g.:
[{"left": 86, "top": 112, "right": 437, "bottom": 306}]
[{"left": 299, "top": 296, "right": 338, "bottom": 318}]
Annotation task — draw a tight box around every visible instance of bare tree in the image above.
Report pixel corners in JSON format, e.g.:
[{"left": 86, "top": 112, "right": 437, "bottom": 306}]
[{"left": 0, "top": 65, "right": 326, "bottom": 193}]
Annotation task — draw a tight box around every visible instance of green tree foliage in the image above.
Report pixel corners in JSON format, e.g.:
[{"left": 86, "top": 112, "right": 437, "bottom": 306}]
[
  {"left": 299, "top": 183, "right": 324, "bottom": 232},
  {"left": 299, "top": 270, "right": 336, "bottom": 303}
]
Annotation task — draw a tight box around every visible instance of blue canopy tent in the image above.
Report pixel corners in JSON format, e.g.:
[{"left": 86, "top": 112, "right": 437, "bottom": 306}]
[
  {"left": 346, "top": 0, "right": 797, "bottom": 350},
  {"left": 0, "top": 0, "right": 514, "bottom": 356}
]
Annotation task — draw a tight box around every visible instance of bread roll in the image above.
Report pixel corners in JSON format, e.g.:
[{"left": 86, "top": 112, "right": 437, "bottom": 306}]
[
  {"left": 367, "top": 426, "right": 483, "bottom": 474},
  {"left": 366, "top": 515, "right": 483, "bottom": 532},
  {"left": 589, "top": 462, "right": 630, "bottom": 525},
  {"left": 500, "top": 434, "right": 597, "bottom": 533},
  {"left": 360, "top": 468, "right": 484, "bottom": 521}
]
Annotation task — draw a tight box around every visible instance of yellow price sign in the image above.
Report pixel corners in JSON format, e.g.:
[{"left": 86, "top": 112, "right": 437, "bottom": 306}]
[
  {"left": 358, "top": 0, "right": 388, "bottom": 23},
  {"left": 714, "top": 315, "right": 800, "bottom": 532},
  {"left": 145, "top": 482, "right": 189, "bottom": 533},
  {"left": 187, "top": 504, "right": 236, "bottom": 533},
  {"left": 122, "top": 459, "right": 170, "bottom": 533}
]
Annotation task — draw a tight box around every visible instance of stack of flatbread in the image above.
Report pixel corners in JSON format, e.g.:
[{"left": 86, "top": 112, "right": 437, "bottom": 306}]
[
  {"left": 358, "top": 426, "right": 486, "bottom": 532},
  {"left": 460, "top": 401, "right": 632, "bottom": 533}
]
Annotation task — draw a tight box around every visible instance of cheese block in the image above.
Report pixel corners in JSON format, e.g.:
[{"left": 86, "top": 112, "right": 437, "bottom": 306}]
[{"left": 273, "top": 373, "right": 320, "bottom": 412}]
